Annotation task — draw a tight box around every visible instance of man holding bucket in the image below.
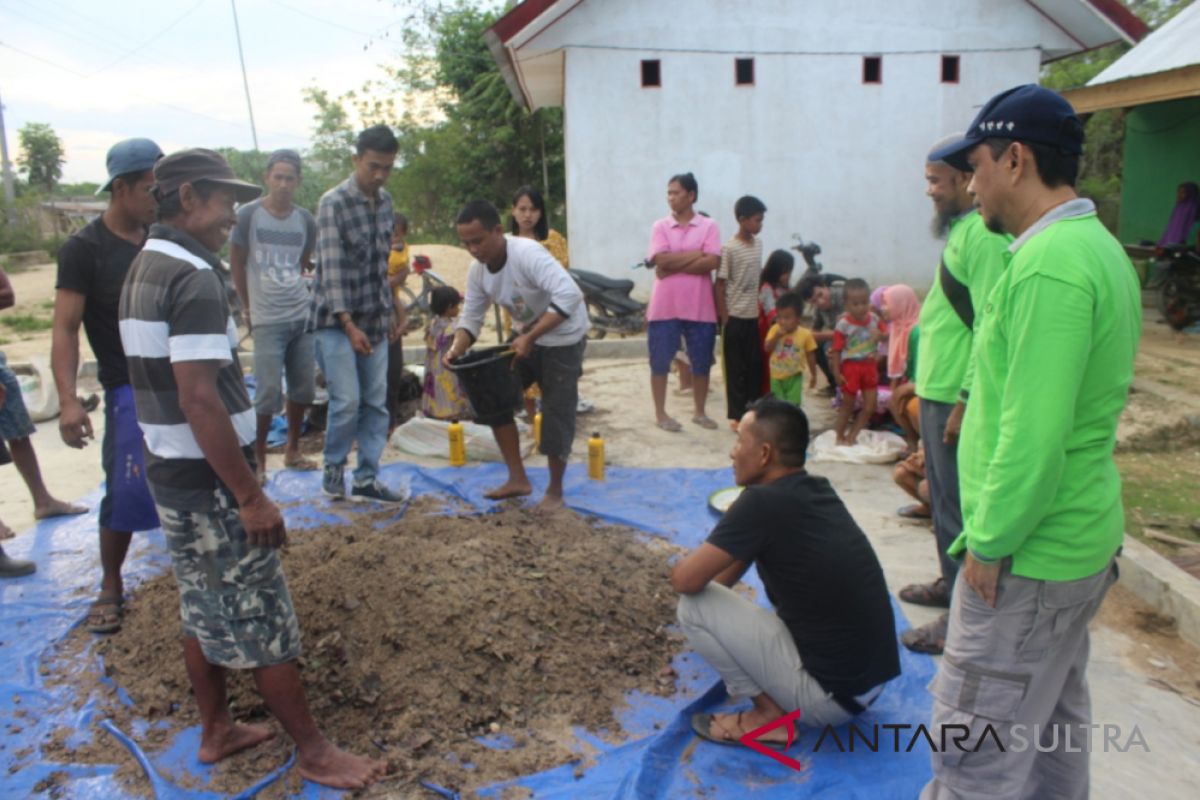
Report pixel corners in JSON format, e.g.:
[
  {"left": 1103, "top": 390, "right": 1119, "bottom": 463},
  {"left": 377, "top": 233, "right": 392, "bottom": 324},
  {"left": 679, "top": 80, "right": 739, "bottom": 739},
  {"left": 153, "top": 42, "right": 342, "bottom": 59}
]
[{"left": 445, "top": 200, "right": 588, "bottom": 510}]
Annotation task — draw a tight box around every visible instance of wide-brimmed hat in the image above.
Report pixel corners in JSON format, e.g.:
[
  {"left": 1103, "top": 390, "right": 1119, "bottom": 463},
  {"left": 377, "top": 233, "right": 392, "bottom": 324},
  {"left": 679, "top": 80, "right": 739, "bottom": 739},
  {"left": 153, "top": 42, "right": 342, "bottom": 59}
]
[{"left": 153, "top": 148, "right": 262, "bottom": 203}]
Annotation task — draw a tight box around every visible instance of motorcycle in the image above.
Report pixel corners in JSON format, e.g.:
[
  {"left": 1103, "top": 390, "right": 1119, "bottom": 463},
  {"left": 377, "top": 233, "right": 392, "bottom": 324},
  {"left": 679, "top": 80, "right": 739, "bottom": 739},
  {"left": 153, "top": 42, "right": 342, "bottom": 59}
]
[
  {"left": 791, "top": 232, "right": 846, "bottom": 285},
  {"left": 570, "top": 267, "right": 647, "bottom": 339},
  {"left": 1154, "top": 244, "right": 1200, "bottom": 331}
]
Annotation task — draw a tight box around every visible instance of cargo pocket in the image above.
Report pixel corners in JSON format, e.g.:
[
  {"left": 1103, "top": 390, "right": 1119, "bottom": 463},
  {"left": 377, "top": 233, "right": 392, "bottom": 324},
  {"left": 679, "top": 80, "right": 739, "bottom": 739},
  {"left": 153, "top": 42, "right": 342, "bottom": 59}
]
[{"left": 928, "top": 655, "right": 1030, "bottom": 780}]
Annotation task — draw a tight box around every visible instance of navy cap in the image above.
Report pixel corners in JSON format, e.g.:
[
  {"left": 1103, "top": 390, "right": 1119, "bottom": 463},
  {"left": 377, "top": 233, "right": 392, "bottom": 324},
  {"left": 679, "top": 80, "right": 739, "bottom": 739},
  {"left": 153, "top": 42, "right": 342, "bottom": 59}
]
[
  {"left": 97, "top": 138, "right": 163, "bottom": 194},
  {"left": 153, "top": 148, "right": 262, "bottom": 204},
  {"left": 928, "top": 84, "right": 1083, "bottom": 172}
]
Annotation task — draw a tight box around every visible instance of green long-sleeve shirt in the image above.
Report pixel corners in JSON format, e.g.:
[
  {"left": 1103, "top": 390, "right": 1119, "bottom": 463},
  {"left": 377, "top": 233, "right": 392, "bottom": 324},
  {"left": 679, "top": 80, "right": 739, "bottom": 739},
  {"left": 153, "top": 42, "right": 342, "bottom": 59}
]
[
  {"left": 915, "top": 209, "right": 1011, "bottom": 405},
  {"left": 947, "top": 201, "right": 1142, "bottom": 581}
]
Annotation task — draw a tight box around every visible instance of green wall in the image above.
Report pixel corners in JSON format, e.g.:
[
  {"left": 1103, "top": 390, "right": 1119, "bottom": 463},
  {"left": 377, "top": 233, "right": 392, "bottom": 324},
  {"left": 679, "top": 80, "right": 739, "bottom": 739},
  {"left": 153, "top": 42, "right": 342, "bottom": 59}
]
[{"left": 1119, "top": 96, "right": 1200, "bottom": 244}]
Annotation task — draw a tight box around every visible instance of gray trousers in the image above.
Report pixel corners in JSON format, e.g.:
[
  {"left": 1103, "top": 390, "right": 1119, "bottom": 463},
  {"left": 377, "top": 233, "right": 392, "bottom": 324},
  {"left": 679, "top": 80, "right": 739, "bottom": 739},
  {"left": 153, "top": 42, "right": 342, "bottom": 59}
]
[
  {"left": 677, "top": 583, "right": 853, "bottom": 728},
  {"left": 921, "top": 559, "right": 1118, "bottom": 800},
  {"left": 920, "top": 399, "right": 963, "bottom": 588}
]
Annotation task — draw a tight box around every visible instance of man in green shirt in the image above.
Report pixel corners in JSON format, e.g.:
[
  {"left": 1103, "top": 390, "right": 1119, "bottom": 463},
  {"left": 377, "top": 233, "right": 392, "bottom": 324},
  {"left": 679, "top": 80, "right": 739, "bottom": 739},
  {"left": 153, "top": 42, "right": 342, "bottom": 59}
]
[
  {"left": 921, "top": 85, "right": 1140, "bottom": 800},
  {"left": 897, "top": 137, "right": 1011, "bottom": 656}
]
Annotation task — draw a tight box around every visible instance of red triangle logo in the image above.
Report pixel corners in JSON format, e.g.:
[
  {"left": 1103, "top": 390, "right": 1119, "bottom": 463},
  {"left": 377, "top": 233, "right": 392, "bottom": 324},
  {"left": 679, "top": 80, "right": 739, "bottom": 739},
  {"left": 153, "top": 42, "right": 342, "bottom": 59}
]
[{"left": 740, "top": 709, "right": 805, "bottom": 772}]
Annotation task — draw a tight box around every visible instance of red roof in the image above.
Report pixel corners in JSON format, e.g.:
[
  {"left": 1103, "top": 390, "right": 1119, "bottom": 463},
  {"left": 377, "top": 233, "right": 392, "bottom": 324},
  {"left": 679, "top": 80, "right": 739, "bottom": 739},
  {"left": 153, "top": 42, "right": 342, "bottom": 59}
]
[
  {"left": 489, "top": 0, "right": 1148, "bottom": 46},
  {"left": 490, "top": 0, "right": 559, "bottom": 45},
  {"left": 1084, "top": 0, "right": 1149, "bottom": 42}
]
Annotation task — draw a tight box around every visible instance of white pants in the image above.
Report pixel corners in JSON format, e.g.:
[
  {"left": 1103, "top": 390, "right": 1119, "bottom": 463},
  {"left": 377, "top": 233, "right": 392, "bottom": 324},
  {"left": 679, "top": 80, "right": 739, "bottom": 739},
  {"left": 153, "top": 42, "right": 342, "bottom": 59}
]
[{"left": 677, "top": 583, "right": 853, "bottom": 728}]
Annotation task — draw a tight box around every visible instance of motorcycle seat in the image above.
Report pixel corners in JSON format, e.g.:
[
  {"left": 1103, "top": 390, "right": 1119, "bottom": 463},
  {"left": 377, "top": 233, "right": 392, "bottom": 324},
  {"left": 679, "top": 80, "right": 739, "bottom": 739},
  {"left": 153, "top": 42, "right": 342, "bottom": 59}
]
[{"left": 571, "top": 269, "right": 635, "bottom": 294}]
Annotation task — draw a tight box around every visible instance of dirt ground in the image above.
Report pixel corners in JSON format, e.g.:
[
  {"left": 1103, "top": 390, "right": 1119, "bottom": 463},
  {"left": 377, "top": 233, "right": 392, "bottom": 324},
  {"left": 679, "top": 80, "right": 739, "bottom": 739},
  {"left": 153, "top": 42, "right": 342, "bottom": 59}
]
[{"left": 45, "top": 499, "right": 687, "bottom": 798}]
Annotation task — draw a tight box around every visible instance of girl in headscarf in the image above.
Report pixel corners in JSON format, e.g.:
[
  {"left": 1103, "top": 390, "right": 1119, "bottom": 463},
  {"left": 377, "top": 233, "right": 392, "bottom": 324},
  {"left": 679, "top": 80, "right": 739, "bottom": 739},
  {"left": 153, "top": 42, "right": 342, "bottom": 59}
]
[
  {"left": 1159, "top": 182, "right": 1200, "bottom": 247},
  {"left": 880, "top": 284, "right": 922, "bottom": 453}
]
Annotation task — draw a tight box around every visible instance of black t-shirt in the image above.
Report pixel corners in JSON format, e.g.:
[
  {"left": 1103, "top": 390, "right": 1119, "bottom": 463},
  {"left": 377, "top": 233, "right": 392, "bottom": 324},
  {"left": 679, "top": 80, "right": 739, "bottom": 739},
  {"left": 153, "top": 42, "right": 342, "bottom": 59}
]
[
  {"left": 708, "top": 470, "right": 901, "bottom": 697},
  {"left": 56, "top": 216, "right": 145, "bottom": 390}
]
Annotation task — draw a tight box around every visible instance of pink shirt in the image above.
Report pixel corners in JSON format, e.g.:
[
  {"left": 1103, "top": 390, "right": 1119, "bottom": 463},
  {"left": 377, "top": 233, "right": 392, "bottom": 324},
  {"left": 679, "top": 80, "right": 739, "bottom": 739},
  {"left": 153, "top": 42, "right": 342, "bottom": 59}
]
[{"left": 646, "top": 213, "right": 721, "bottom": 322}]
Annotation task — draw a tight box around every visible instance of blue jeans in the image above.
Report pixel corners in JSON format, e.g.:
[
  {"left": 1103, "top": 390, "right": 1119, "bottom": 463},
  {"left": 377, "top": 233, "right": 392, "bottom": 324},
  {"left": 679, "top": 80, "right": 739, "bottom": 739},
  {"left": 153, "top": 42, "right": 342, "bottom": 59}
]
[{"left": 314, "top": 329, "right": 389, "bottom": 485}]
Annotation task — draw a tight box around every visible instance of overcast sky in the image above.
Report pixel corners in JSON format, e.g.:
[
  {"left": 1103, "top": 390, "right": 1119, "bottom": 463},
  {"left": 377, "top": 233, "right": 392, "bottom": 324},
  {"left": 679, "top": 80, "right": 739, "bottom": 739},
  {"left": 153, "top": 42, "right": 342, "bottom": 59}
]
[{"left": 0, "top": 0, "right": 438, "bottom": 183}]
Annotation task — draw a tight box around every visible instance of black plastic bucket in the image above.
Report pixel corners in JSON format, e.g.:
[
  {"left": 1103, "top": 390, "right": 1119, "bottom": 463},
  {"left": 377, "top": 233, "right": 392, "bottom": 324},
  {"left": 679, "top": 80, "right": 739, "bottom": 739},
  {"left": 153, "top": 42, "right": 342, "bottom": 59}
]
[{"left": 447, "top": 345, "right": 523, "bottom": 422}]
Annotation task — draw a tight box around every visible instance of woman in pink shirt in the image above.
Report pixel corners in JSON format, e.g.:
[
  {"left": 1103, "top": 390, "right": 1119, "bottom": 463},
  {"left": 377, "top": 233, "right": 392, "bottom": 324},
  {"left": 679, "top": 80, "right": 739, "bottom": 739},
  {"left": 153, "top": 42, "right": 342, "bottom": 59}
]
[{"left": 646, "top": 173, "right": 722, "bottom": 432}]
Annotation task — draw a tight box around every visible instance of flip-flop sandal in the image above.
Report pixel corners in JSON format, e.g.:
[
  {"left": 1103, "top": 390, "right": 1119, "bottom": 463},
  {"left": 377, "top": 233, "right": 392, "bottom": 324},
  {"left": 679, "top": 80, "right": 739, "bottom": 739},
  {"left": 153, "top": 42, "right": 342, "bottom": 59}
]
[
  {"left": 86, "top": 595, "right": 124, "bottom": 635},
  {"left": 284, "top": 455, "right": 320, "bottom": 471},
  {"left": 897, "top": 504, "right": 932, "bottom": 519},
  {"left": 692, "top": 416, "right": 719, "bottom": 430},
  {"left": 656, "top": 418, "right": 683, "bottom": 433},
  {"left": 690, "top": 712, "right": 792, "bottom": 751}
]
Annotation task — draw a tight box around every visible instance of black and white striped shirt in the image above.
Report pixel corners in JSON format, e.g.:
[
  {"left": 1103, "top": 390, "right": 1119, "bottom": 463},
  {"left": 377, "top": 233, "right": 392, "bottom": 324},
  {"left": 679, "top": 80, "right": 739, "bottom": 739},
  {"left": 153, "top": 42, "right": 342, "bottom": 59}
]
[{"left": 119, "top": 223, "right": 255, "bottom": 512}]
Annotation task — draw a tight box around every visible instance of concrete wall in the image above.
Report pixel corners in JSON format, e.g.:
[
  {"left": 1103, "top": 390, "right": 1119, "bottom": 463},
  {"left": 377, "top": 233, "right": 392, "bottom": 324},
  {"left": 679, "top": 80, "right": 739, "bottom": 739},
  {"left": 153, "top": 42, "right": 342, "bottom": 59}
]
[
  {"left": 1118, "top": 97, "right": 1200, "bottom": 245},
  {"left": 517, "top": 0, "right": 1070, "bottom": 295}
]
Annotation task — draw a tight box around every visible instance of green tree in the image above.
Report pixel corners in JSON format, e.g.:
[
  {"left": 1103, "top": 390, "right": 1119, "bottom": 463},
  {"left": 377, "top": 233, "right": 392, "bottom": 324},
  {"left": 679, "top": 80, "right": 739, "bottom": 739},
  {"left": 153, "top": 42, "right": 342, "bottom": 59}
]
[
  {"left": 17, "top": 122, "right": 65, "bottom": 193},
  {"left": 1040, "top": 0, "right": 1194, "bottom": 231},
  {"left": 303, "top": 1, "right": 566, "bottom": 241}
]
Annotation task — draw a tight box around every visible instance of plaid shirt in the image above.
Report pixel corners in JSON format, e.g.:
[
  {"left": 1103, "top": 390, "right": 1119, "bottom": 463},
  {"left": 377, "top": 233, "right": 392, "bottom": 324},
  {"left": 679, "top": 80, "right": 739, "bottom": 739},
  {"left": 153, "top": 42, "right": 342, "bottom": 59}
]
[{"left": 308, "top": 176, "right": 395, "bottom": 343}]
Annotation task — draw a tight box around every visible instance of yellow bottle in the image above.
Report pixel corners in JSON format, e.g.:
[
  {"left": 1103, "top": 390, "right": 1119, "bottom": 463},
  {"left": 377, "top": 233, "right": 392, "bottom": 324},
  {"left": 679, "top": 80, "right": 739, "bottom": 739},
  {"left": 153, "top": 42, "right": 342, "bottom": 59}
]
[
  {"left": 448, "top": 419, "right": 466, "bottom": 467},
  {"left": 533, "top": 411, "right": 543, "bottom": 449},
  {"left": 587, "top": 431, "right": 605, "bottom": 480}
]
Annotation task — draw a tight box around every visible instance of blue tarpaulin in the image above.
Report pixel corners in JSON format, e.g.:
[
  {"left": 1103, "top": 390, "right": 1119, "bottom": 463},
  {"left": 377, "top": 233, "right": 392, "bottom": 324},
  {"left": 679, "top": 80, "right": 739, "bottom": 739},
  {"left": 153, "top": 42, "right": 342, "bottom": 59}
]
[{"left": 0, "top": 463, "right": 935, "bottom": 798}]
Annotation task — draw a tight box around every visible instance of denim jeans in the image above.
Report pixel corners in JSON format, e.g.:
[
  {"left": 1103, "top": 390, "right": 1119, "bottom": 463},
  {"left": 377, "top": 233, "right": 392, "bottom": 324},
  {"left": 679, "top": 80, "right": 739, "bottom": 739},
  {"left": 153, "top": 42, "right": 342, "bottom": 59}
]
[{"left": 314, "top": 329, "right": 389, "bottom": 485}]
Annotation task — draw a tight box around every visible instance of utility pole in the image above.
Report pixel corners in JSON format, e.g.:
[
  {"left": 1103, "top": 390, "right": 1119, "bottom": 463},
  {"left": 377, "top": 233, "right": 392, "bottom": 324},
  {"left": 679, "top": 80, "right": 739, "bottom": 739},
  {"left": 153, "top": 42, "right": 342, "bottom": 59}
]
[
  {"left": 0, "top": 85, "right": 17, "bottom": 226},
  {"left": 230, "top": 0, "right": 259, "bottom": 150}
]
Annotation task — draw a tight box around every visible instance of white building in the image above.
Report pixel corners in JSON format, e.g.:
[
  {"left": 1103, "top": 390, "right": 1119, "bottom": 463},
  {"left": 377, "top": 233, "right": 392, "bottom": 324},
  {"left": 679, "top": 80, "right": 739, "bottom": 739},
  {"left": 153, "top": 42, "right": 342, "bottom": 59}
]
[{"left": 486, "top": 0, "right": 1145, "bottom": 293}]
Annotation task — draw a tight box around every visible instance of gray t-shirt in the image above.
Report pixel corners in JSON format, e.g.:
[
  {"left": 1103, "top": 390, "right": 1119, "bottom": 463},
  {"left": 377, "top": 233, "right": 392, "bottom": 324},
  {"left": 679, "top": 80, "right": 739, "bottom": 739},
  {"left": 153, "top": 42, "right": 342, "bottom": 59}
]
[{"left": 230, "top": 200, "right": 316, "bottom": 325}]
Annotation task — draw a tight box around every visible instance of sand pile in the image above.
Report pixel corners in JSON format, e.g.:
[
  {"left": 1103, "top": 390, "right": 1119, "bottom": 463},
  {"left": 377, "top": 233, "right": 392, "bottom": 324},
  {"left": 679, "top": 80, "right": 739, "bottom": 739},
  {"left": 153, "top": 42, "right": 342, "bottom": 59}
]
[{"left": 51, "top": 500, "right": 686, "bottom": 797}]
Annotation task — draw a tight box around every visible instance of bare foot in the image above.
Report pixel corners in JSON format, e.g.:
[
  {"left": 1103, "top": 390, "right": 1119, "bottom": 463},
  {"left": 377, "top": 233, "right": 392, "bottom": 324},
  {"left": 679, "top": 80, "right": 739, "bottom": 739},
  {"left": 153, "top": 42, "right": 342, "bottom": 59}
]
[
  {"left": 835, "top": 435, "right": 849, "bottom": 446},
  {"left": 847, "top": 433, "right": 860, "bottom": 446},
  {"left": 297, "top": 742, "right": 387, "bottom": 790},
  {"left": 33, "top": 498, "right": 88, "bottom": 520},
  {"left": 198, "top": 722, "right": 275, "bottom": 763},
  {"left": 535, "top": 493, "right": 565, "bottom": 513},
  {"left": 484, "top": 479, "right": 533, "bottom": 500}
]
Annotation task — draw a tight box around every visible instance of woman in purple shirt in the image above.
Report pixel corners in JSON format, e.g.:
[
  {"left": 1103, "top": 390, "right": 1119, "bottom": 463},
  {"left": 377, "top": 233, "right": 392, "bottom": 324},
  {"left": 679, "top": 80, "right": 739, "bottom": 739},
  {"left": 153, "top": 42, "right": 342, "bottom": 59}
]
[{"left": 646, "top": 173, "right": 722, "bottom": 432}]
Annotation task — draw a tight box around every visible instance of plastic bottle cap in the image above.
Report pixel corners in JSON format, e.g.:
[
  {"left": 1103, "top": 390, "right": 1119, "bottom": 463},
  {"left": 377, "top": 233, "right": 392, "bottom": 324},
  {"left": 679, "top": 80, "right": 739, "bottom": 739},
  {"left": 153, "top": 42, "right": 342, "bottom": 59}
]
[{"left": 592, "top": 432, "right": 599, "bottom": 437}]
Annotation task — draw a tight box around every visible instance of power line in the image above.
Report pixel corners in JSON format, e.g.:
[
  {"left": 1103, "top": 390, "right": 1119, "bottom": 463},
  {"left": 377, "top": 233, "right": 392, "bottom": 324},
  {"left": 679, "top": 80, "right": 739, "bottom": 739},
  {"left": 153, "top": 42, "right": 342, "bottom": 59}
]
[
  {"left": 0, "top": 40, "right": 308, "bottom": 142},
  {"left": 47, "top": 0, "right": 198, "bottom": 65},
  {"left": 264, "top": 0, "right": 377, "bottom": 39},
  {"left": 86, "top": 0, "right": 209, "bottom": 78}
]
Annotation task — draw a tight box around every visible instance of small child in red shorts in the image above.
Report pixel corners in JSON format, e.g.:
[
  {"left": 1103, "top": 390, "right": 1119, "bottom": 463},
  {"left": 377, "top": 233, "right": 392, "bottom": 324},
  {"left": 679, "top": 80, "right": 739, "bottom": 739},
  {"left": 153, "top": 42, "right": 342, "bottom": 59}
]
[{"left": 831, "top": 278, "right": 887, "bottom": 445}]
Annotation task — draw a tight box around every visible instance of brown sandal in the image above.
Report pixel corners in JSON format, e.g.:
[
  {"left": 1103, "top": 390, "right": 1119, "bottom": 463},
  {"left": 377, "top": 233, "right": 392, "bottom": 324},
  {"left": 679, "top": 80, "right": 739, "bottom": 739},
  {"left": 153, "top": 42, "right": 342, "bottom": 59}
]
[
  {"left": 898, "top": 577, "right": 950, "bottom": 608},
  {"left": 900, "top": 613, "right": 948, "bottom": 655},
  {"left": 86, "top": 594, "right": 124, "bottom": 634}
]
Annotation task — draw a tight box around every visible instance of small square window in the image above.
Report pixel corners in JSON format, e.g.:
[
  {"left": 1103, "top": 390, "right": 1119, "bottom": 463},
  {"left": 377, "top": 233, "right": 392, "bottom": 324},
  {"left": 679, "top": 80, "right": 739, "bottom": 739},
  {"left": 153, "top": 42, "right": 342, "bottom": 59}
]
[
  {"left": 735, "top": 58, "right": 754, "bottom": 86},
  {"left": 941, "top": 55, "right": 960, "bottom": 84},
  {"left": 641, "top": 59, "right": 661, "bottom": 88},
  {"left": 863, "top": 56, "right": 882, "bottom": 84}
]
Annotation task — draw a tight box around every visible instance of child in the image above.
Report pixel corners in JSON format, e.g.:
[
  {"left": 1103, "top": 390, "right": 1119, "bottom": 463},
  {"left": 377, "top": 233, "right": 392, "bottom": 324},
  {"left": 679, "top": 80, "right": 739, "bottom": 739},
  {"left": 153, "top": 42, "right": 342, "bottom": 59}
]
[
  {"left": 716, "top": 195, "right": 767, "bottom": 426},
  {"left": 388, "top": 213, "right": 411, "bottom": 303},
  {"left": 422, "top": 286, "right": 473, "bottom": 421},
  {"left": 880, "top": 284, "right": 922, "bottom": 453},
  {"left": 386, "top": 214, "right": 412, "bottom": 431},
  {"left": 763, "top": 291, "right": 817, "bottom": 407},
  {"left": 757, "top": 249, "right": 794, "bottom": 326},
  {"left": 831, "top": 278, "right": 886, "bottom": 445}
]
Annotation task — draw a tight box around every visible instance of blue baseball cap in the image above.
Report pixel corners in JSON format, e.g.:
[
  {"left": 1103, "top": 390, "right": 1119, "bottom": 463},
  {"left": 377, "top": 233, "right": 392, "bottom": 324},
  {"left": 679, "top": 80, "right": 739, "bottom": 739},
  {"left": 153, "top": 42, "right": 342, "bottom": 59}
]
[
  {"left": 928, "top": 84, "right": 1083, "bottom": 172},
  {"left": 97, "top": 138, "right": 164, "bottom": 194}
]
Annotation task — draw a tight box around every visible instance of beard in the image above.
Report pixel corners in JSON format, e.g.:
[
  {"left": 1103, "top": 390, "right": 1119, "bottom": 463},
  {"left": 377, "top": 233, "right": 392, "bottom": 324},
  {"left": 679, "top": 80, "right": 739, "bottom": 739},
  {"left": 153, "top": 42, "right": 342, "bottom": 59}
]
[
  {"left": 983, "top": 212, "right": 1007, "bottom": 235},
  {"left": 930, "top": 208, "right": 955, "bottom": 238}
]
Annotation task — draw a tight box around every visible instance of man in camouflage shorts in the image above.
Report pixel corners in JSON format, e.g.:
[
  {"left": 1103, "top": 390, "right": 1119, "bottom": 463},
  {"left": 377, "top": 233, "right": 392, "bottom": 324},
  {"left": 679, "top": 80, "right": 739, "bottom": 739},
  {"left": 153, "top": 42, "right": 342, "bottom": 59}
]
[
  {"left": 159, "top": 488, "right": 300, "bottom": 668},
  {"left": 119, "top": 149, "right": 385, "bottom": 790}
]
